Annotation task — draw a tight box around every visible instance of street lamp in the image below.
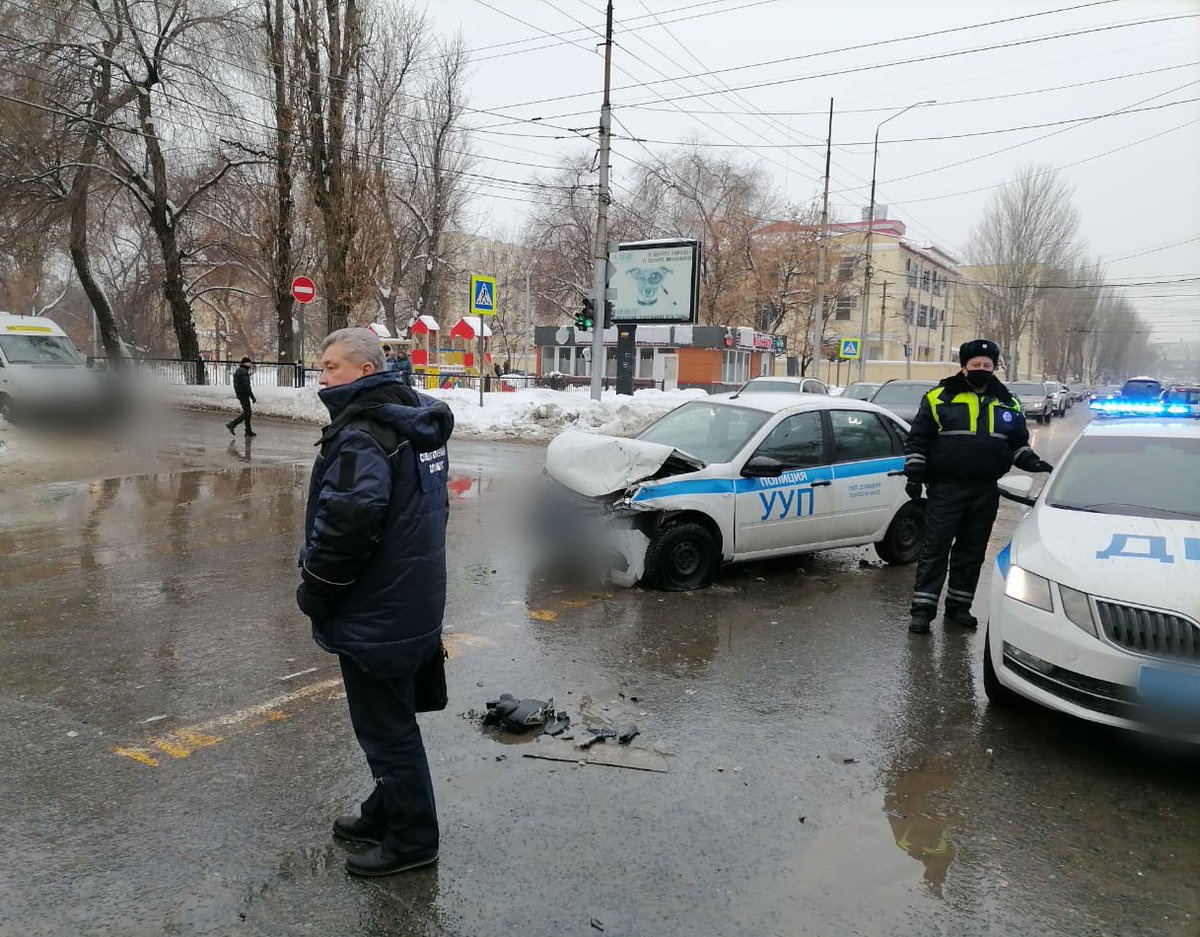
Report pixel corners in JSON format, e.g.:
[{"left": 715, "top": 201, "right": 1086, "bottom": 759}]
[{"left": 857, "top": 99, "right": 936, "bottom": 382}]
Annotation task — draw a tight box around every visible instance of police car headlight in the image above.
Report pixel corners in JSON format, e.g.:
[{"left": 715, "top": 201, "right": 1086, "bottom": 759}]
[
  {"left": 1005, "top": 565, "right": 1053, "bottom": 612},
  {"left": 1058, "top": 585, "right": 1097, "bottom": 636}
]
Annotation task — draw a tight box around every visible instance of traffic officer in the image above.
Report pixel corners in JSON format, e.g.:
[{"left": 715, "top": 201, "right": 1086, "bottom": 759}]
[{"left": 903, "top": 339, "right": 1053, "bottom": 634}]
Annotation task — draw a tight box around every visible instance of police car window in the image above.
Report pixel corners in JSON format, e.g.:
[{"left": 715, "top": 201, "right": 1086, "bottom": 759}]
[
  {"left": 829, "top": 410, "right": 895, "bottom": 463},
  {"left": 753, "top": 411, "right": 825, "bottom": 469},
  {"left": 1047, "top": 435, "right": 1200, "bottom": 521}
]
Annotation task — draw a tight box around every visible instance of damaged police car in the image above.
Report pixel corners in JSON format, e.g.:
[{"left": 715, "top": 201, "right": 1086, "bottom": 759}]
[{"left": 543, "top": 394, "right": 924, "bottom": 590}]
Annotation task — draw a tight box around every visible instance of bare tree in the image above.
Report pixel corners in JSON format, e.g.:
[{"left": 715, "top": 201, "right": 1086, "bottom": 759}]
[{"left": 966, "top": 164, "right": 1081, "bottom": 377}]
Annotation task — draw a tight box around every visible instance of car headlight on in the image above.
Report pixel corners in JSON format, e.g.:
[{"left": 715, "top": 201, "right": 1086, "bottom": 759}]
[
  {"left": 1004, "top": 565, "right": 1054, "bottom": 611},
  {"left": 1058, "top": 584, "right": 1097, "bottom": 636}
]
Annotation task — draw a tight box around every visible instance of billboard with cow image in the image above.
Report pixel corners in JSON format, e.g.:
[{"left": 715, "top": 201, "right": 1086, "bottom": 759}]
[{"left": 608, "top": 239, "right": 701, "bottom": 324}]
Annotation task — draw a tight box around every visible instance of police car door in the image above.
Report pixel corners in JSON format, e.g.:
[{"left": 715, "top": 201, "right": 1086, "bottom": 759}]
[
  {"left": 826, "top": 409, "right": 906, "bottom": 540},
  {"left": 734, "top": 409, "right": 833, "bottom": 555}
]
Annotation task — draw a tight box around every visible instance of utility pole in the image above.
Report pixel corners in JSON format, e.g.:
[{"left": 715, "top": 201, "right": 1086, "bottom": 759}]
[
  {"left": 857, "top": 100, "right": 935, "bottom": 383},
  {"left": 811, "top": 98, "right": 833, "bottom": 382},
  {"left": 878, "top": 280, "right": 889, "bottom": 360},
  {"left": 588, "top": 0, "right": 614, "bottom": 401}
]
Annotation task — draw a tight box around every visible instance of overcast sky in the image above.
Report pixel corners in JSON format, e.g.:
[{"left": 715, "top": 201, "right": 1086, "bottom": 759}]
[{"left": 423, "top": 0, "right": 1200, "bottom": 343}]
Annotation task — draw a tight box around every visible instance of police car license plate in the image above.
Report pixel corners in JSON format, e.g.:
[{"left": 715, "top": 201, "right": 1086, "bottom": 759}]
[{"left": 1137, "top": 666, "right": 1200, "bottom": 709}]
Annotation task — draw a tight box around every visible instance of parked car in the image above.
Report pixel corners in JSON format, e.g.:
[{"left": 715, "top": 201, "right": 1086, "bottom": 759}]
[
  {"left": 542, "top": 394, "right": 925, "bottom": 590},
  {"left": 842, "top": 382, "right": 882, "bottom": 401},
  {"left": 985, "top": 414, "right": 1200, "bottom": 741},
  {"left": 1006, "top": 381, "right": 1055, "bottom": 425},
  {"left": 866, "top": 379, "right": 937, "bottom": 423},
  {"left": 1060, "top": 385, "right": 1075, "bottom": 409},
  {"left": 732, "top": 376, "right": 829, "bottom": 396}
]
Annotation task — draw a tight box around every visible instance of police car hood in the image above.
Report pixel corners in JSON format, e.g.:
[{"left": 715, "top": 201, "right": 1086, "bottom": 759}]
[
  {"left": 1012, "top": 505, "right": 1199, "bottom": 615},
  {"left": 546, "top": 430, "right": 704, "bottom": 498}
]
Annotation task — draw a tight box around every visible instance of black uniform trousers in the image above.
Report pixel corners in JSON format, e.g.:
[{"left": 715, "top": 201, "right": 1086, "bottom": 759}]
[
  {"left": 910, "top": 479, "right": 1000, "bottom": 619},
  {"left": 338, "top": 654, "right": 439, "bottom": 857},
  {"left": 228, "top": 395, "right": 253, "bottom": 433}
]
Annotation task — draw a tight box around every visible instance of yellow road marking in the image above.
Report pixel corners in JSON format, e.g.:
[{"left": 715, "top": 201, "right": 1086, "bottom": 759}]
[
  {"left": 442, "top": 632, "right": 497, "bottom": 659},
  {"left": 113, "top": 747, "right": 159, "bottom": 767},
  {"left": 529, "top": 609, "right": 558, "bottom": 622},
  {"left": 114, "top": 632, "right": 493, "bottom": 768}
]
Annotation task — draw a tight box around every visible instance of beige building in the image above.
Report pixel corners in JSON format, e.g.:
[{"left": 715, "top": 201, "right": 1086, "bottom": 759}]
[{"left": 759, "top": 210, "right": 1045, "bottom": 384}]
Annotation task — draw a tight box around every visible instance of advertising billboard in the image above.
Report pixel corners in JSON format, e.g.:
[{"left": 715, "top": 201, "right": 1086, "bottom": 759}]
[{"left": 608, "top": 239, "right": 701, "bottom": 324}]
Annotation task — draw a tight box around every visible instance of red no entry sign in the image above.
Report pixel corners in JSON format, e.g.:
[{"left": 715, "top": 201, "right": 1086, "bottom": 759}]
[{"left": 291, "top": 275, "right": 316, "bottom": 304}]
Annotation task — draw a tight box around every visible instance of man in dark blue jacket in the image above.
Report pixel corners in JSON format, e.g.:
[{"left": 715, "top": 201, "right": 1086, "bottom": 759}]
[
  {"left": 296, "top": 327, "right": 453, "bottom": 877},
  {"left": 226, "top": 357, "right": 257, "bottom": 436}
]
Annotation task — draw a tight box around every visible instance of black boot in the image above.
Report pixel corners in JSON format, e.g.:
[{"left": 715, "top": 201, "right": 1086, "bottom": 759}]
[
  {"left": 944, "top": 607, "right": 979, "bottom": 629},
  {"left": 226, "top": 422, "right": 236, "bottom": 436},
  {"left": 908, "top": 614, "right": 932, "bottom": 634},
  {"left": 333, "top": 783, "right": 386, "bottom": 845},
  {"left": 344, "top": 845, "right": 438, "bottom": 877}
]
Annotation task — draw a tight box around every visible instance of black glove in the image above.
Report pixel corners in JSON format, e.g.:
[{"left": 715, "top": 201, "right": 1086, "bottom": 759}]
[
  {"left": 1015, "top": 449, "right": 1053, "bottom": 474},
  {"left": 296, "top": 582, "right": 338, "bottom": 621},
  {"left": 905, "top": 480, "right": 924, "bottom": 500}
]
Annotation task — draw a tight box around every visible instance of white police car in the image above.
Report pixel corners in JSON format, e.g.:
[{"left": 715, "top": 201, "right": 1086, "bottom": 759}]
[
  {"left": 985, "top": 415, "right": 1200, "bottom": 739},
  {"left": 544, "top": 394, "right": 924, "bottom": 590}
]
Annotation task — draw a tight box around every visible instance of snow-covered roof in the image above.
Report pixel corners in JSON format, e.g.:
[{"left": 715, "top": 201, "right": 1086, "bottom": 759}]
[
  {"left": 450, "top": 316, "right": 492, "bottom": 340},
  {"left": 410, "top": 315, "right": 440, "bottom": 334}
]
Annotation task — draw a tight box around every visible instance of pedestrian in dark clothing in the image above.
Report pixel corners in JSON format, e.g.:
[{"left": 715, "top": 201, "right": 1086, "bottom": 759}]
[
  {"left": 395, "top": 350, "right": 413, "bottom": 387},
  {"left": 226, "top": 357, "right": 257, "bottom": 437},
  {"left": 295, "top": 327, "right": 453, "bottom": 877},
  {"left": 903, "top": 339, "right": 1053, "bottom": 634}
]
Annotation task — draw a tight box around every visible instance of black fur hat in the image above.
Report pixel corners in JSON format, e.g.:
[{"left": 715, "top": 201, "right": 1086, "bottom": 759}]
[{"left": 959, "top": 339, "right": 999, "bottom": 366}]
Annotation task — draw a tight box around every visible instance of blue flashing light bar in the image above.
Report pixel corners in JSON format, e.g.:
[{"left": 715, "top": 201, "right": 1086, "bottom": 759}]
[{"left": 1089, "top": 399, "right": 1196, "bottom": 417}]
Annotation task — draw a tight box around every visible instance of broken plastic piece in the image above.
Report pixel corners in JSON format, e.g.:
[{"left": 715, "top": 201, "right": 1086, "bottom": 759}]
[
  {"left": 578, "top": 728, "right": 617, "bottom": 749},
  {"left": 590, "top": 918, "right": 604, "bottom": 932},
  {"left": 543, "top": 712, "right": 571, "bottom": 737},
  {"left": 617, "top": 724, "right": 639, "bottom": 744}
]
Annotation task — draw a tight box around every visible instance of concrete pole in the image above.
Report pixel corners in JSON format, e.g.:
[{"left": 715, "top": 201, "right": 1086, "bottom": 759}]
[{"left": 588, "top": 1, "right": 614, "bottom": 401}]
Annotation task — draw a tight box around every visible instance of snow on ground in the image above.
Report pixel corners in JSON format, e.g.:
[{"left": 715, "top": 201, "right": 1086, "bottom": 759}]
[{"left": 160, "top": 383, "right": 707, "bottom": 442}]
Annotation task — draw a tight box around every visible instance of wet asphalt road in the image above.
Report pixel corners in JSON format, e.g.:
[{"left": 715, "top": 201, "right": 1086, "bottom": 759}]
[{"left": 1, "top": 405, "right": 1197, "bottom": 937}]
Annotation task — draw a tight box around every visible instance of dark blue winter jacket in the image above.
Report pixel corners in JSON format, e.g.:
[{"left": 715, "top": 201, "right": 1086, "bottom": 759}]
[{"left": 297, "top": 371, "right": 453, "bottom": 678}]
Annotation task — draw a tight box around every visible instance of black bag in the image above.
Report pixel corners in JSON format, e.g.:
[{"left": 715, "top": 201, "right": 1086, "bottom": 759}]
[{"left": 414, "top": 642, "right": 449, "bottom": 713}]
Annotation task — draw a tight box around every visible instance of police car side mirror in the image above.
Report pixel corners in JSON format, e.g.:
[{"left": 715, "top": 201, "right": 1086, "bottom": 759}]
[
  {"left": 742, "top": 455, "right": 786, "bottom": 478},
  {"left": 998, "top": 473, "right": 1036, "bottom": 506}
]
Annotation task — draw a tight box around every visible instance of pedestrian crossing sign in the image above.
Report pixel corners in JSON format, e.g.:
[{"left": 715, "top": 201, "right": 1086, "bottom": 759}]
[
  {"left": 470, "top": 274, "right": 497, "bottom": 316},
  {"left": 839, "top": 338, "right": 861, "bottom": 360}
]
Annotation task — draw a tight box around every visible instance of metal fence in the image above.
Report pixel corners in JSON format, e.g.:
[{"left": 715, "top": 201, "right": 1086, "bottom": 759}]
[
  {"left": 411, "top": 373, "right": 666, "bottom": 394},
  {"left": 90, "top": 357, "right": 307, "bottom": 388},
  {"left": 89, "top": 358, "right": 745, "bottom": 396}
]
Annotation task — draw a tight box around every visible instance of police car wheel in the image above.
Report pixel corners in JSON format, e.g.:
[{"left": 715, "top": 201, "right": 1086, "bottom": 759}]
[
  {"left": 645, "top": 521, "right": 718, "bottom": 591},
  {"left": 874, "top": 501, "right": 924, "bottom": 565},
  {"left": 982, "top": 628, "right": 1024, "bottom": 708}
]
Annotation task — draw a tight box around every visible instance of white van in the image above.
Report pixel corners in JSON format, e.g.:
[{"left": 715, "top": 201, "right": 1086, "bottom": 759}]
[{"left": 0, "top": 313, "right": 98, "bottom": 420}]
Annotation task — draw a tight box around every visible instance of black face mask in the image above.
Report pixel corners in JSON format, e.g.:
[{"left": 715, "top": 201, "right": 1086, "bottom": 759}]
[{"left": 964, "top": 369, "right": 992, "bottom": 391}]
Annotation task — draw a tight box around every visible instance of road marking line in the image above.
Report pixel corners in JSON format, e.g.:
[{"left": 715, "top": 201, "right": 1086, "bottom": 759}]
[
  {"left": 278, "top": 667, "right": 318, "bottom": 682},
  {"left": 529, "top": 609, "right": 558, "bottom": 622},
  {"left": 113, "top": 677, "right": 344, "bottom": 768},
  {"left": 443, "top": 633, "right": 496, "bottom": 659}
]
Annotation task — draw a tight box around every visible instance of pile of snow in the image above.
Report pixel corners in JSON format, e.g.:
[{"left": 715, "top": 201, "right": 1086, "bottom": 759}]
[
  {"left": 0, "top": 414, "right": 10, "bottom": 458},
  {"left": 160, "top": 383, "right": 706, "bottom": 442}
]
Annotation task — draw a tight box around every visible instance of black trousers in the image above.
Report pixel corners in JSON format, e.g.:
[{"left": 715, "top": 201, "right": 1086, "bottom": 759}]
[
  {"left": 228, "top": 397, "right": 253, "bottom": 433},
  {"left": 910, "top": 479, "right": 1000, "bottom": 619},
  {"left": 338, "top": 654, "right": 439, "bottom": 856}
]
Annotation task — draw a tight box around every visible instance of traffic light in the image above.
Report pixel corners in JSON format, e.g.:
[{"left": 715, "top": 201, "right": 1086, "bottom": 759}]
[
  {"left": 603, "top": 300, "right": 614, "bottom": 329},
  {"left": 575, "top": 298, "right": 594, "bottom": 331}
]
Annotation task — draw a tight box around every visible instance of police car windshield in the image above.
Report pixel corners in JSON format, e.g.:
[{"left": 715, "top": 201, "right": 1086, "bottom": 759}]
[
  {"left": 1120, "top": 379, "right": 1161, "bottom": 399},
  {"left": 1008, "top": 382, "right": 1046, "bottom": 396},
  {"left": 871, "top": 383, "right": 932, "bottom": 405},
  {"left": 0, "top": 335, "right": 82, "bottom": 365},
  {"left": 637, "top": 401, "right": 770, "bottom": 464},
  {"left": 1047, "top": 435, "right": 1200, "bottom": 521}
]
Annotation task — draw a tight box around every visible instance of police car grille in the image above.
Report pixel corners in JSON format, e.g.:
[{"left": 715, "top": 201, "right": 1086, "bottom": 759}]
[{"left": 1096, "top": 601, "right": 1200, "bottom": 662}]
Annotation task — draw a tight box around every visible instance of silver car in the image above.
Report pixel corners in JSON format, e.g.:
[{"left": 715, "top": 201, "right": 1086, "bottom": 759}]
[
  {"left": 867, "top": 380, "right": 937, "bottom": 423},
  {"left": 1007, "top": 381, "right": 1054, "bottom": 425}
]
